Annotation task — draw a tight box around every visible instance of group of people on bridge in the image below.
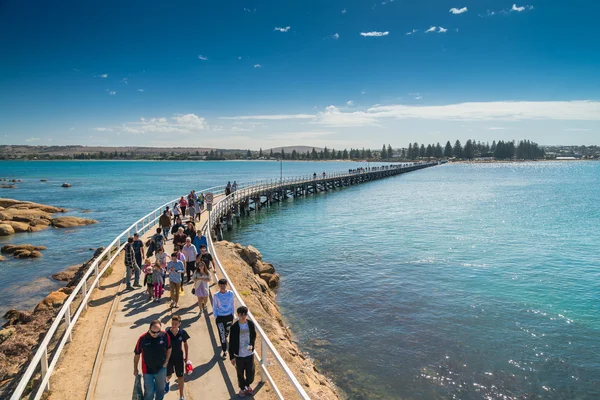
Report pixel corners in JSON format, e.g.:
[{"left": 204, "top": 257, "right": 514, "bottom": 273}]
[{"left": 125, "top": 189, "right": 258, "bottom": 400}]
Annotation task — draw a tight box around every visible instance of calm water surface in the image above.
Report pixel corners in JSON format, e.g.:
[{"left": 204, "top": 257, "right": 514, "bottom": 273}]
[{"left": 223, "top": 162, "right": 600, "bottom": 399}]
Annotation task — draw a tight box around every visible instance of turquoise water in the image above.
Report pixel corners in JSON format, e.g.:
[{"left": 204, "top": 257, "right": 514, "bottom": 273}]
[
  {"left": 223, "top": 162, "right": 600, "bottom": 399},
  {"left": 1, "top": 161, "right": 599, "bottom": 399},
  {"left": 0, "top": 160, "right": 379, "bottom": 314}
]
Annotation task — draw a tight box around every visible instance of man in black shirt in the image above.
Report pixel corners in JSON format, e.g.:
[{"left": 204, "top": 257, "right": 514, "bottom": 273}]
[
  {"left": 134, "top": 320, "right": 171, "bottom": 400},
  {"left": 164, "top": 315, "right": 190, "bottom": 400},
  {"left": 132, "top": 232, "right": 144, "bottom": 270}
]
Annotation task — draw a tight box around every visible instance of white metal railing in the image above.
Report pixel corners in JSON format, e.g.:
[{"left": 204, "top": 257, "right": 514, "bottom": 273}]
[{"left": 9, "top": 182, "right": 232, "bottom": 400}]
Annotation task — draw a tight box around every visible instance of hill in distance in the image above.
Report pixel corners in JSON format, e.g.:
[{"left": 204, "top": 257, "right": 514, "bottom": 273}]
[{"left": 265, "top": 146, "right": 323, "bottom": 154}]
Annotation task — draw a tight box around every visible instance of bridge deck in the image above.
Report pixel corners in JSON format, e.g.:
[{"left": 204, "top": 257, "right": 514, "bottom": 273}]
[{"left": 93, "top": 194, "right": 274, "bottom": 400}]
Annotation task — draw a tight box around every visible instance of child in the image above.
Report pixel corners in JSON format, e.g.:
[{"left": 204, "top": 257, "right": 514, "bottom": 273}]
[
  {"left": 152, "top": 262, "right": 164, "bottom": 302},
  {"left": 142, "top": 259, "right": 154, "bottom": 300}
]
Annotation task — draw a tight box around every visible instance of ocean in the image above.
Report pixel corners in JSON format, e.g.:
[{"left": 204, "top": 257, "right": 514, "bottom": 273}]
[{"left": 1, "top": 160, "right": 599, "bottom": 399}]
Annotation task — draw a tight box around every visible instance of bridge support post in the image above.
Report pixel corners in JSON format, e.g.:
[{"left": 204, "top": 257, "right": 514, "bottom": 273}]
[{"left": 260, "top": 337, "right": 268, "bottom": 383}]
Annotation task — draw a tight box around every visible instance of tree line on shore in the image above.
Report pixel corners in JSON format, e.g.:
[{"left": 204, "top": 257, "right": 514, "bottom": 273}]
[{"left": 1, "top": 139, "right": 546, "bottom": 161}]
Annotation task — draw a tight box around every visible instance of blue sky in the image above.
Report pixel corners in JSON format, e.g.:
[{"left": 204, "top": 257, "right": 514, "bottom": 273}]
[{"left": 1, "top": 0, "right": 599, "bottom": 149}]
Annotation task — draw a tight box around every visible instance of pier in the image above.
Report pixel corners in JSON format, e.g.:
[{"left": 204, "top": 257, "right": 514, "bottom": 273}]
[{"left": 10, "top": 161, "right": 437, "bottom": 400}]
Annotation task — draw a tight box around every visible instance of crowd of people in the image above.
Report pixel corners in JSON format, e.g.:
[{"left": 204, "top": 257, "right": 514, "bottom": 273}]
[{"left": 127, "top": 190, "right": 257, "bottom": 400}]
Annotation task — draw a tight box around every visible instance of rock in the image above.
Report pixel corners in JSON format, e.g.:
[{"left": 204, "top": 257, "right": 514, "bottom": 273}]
[
  {"left": 29, "top": 250, "right": 42, "bottom": 258},
  {"left": 259, "top": 273, "right": 280, "bottom": 288},
  {"left": 51, "top": 216, "right": 97, "bottom": 228},
  {"left": 52, "top": 265, "right": 81, "bottom": 282},
  {"left": 0, "top": 224, "right": 14, "bottom": 236},
  {"left": 4, "top": 220, "right": 30, "bottom": 233},
  {"left": 35, "top": 290, "right": 69, "bottom": 311},
  {"left": 1, "top": 244, "right": 46, "bottom": 254},
  {"left": 252, "top": 260, "right": 276, "bottom": 274},
  {"left": 16, "top": 250, "right": 31, "bottom": 258},
  {"left": 256, "top": 277, "right": 269, "bottom": 293},
  {"left": 40, "top": 179, "right": 47, "bottom": 182},
  {"left": 0, "top": 326, "right": 15, "bottom": 344},
  {"left": 3, "top": 309, "right": 34, "bottom": 325},
  {"left": 0, "top": 198, "right": 66, "bottom": 213},
  {"left": 93, "top": 247, "right": 105, "bottom": 258},
  {"left": 240, "top": 246, "right": 261, "bottom": 266},
  {"left": 61, "top": 183, "right": 71, "bottom": 188},
  {"left": 1, "top": 185, "right": 17, "bottom": 189},
  {"left": 0, "top": 255, "right": 4, "bottom": 262},
  {"left": 82, "top": 209, "right": 91, "bottom": 213},
  {"left": 247, "top": 245, "right": 262, "bottom": 260}
]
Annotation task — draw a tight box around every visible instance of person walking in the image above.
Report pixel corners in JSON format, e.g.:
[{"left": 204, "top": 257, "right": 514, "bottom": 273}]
[
  {"left": 149, "top": 228, "right": 164, "bottom": 257},
  {"left": 165, "top": 315, "right": 190, "bottom": 400},
  {"left": 181, "top": 237, "right": 198, "bottom": 283},
  {"left": 152, "top": 262, "right": 164, "bottom": 302},
  {"left": 229, "top": 306, "right": 256, "bottom": 397},
  {"left": 232, "top": 181, "right": 238, "bottom": 193},
  {"left": 170, "top": 217, "right": 184, "bottom": 237},
  {"left": 213, "top": 278, "right": 235, "bottom": 358},
  {"left": 225, "top": 182, "right": 232, "bottom": 196},
  {"left": 188, "top": 196, "right": 196, "bottom": 221},
  {"left": 133, "top": 320, "right": 172, "bottom": 400},
  {"left": 179, "top": 196, "right": 188, "bottom": 219},
  {"left": 198, "top": 244, "right": 215, "bottom": 274},
  {"left": 193, "top": 197, "right": 201, "bottom": 222},
  {"left": 172, "top": 202, "right": 181, "bottom": 221},
  {"left": 159, "top": 211, "right": 171, "bottom": 241},
  {"left": 173, "top": 227, "right": 187, "bottom": 251},
  {"left": 132, "top": 232, "right": 145, "bottom": 273},
  {"left": 192, "top": 261, "right": 210, "bottom": 314},
  {"left": 167, "top": 254, "right": 185, "bottom": 308},
  {"left": 198, "top": 192, "right": 205, "bottom": 211},
  {"left": 184, "top": 221, "right": 196, "bottom": 242},
  {"left": 125, "top": 237, "right": 141, "bottom": 290}
]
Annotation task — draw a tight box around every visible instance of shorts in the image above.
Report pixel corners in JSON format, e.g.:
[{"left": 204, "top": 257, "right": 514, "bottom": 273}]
[{"left": 167, "top": 357, "right": 184, "bottom": 377}]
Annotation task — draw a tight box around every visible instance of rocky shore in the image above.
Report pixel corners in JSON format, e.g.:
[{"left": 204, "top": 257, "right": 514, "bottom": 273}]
[
  {"left": 0, "top": 198, "right": 97, "bottom": 236},
  {"left": 214, "top": 241, "right": 341, "bottom": 400},
  {"left": 0, "top": 249, "right": 104, "bottom": 397}
]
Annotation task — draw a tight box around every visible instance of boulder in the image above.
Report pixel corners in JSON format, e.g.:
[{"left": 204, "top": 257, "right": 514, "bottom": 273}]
[
  {"left": 0, "top": 255, "right": 4, "bottom": 262},
  {"left": 29, "top": 250, "right": 43, "bottom": 258},
  {"left": 51, "top": 216, "right": 97, "bottom": 228},
  {"left": 247, "top": 245, "right": 263, "bottom": 260},
  {"left": 52, "top": 265, "right": 81, "bottom": 282},
  {"left": 252, "top": 260, "right": 275, "bottom": 275},
  {"left": 93, "top": 247, "right": 106, "bottom": 258},
  {"left": 0, "top": 199, "right": 66, "bottom": 213},
  {"left": 259, "top": 273, "right": 280, "bottom": 288},
  {"left": 239, "top": 245, "right": 262, "bottom": 266},
  {"left": 4, "top": 220, "right": 30, "bottom": 233},
  {"left": 35, "top": 290, "right": 69, "bottom": 311},
  {"left": 1, "top": 185, "right": 17, "bottom": 189},
  {"left": 3, "top": 309, "right": 34, "bottom": 325},
  {"left": 15, "top": 250, "right": 31, "bottom": 258},
  {"left": 40, "top": 179, "right": 47, "bottom": 182},
  {"left": 61, "top": 183, "right": 71, "bottom": 188},
  {"left": 0, "top": 224, "right": 14, "bottom": 236},
  {"left": 1, "top": 244, "right": 46, "bottom": 254}
]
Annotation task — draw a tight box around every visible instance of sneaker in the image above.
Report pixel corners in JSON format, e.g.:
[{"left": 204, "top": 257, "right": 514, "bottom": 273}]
[
  {"left": 125, "top": 286, "right": 133, "bottom": 291},
  {"left": 246, "top": 387, "right": 254, "bottom": 396},
  {"left": 165, "top": 381, "right": 170, "bottom": 393},
  {"left": 174, "top": 304, "right": 180, "bottom": 308},
  {"left": 238, "top": 389, "right": 246, "bottom": 398},
  {"left": 133, "top": 283, "right": 142, "bottom": 288},
  {"left": 180, "top": 397, "right": 185, "bottom": 400},
  {"left": 221, "top": 351, "right": 227, "bottom": 359}
]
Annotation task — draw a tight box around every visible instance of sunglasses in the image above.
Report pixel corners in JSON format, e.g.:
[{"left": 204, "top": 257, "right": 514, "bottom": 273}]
[{"left": 149, "top": 329, "right": 160, "bottom": 335}]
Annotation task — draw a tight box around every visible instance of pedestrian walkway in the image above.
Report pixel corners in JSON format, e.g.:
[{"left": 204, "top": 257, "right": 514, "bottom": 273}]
[{"left": 93, "top": 195, "right": 274, "bottom": 400}]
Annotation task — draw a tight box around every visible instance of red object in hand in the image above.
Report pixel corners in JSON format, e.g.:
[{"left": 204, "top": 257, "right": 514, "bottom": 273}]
[{"left": 185, "top": 360, "right": 193, "bottom": 375}]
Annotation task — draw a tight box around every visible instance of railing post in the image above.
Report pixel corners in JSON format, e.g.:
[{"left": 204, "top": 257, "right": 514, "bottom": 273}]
[
  {"left": 260, "top": 337, "right": 267, "bottom": 383},
  {"left": 95, "top": 263, "right": 100, "bottom": 288},
  {"left": 65, "top": 304, "right": 72, "bottom": 343},
  {"left": 41, "top": 348, "right": 50, "bottom": 391},
  {"left": 83, "top": 280, "right": 88, "bottom": 310}
]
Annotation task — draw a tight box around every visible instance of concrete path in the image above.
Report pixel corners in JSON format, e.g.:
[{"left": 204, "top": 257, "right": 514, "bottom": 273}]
[{"left": 93, "top": 198, "right": 273, "bottom": 400}]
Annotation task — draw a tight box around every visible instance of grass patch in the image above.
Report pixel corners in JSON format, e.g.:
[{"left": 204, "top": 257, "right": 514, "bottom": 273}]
[
  {"left": 102, "top": 267, "right": 113, "bottom": 278},
  {"left": 240, "top": 290, "right": 251, "bottom": 296}
]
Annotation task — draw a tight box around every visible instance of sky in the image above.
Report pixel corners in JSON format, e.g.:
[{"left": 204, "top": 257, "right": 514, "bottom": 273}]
[{"left": 1, "top": 0, "right": 599, "bottom": 149}]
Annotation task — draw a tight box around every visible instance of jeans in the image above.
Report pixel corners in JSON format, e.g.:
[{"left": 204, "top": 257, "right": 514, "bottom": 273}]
[
  {"left": 126, "top": 264, "right": 140, "bottom": 287},
  {"left": 186, "top": 261, "right": 196, "bottom": 282},
  {"left": 162, "top": 227, "right": 169, "bottom": 240},
  {"left": 215, "top": 315, "right": 234, "bottom": 352},
  {"left": 143, "top": 366, "right": 167, "bottom": 400}
]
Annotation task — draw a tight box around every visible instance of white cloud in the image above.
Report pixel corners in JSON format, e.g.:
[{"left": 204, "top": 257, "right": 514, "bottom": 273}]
[
  {"left": 137, "top": 89, "right": 144, "bottom": 92},
  {"left": 220, "top": 114, "right": 315, "bottom": 121},
  {"left": 332, "top": 33, "right": 340, "bottom": 40},
  {"left": 341, "top": 8, "right": 347, "bottom": 14},
  {"left": 120, "top": 78, "right": 128, "bottom": 84},
  {"left": 449, "top": 7, "right": 468, "bottom": 14},
  {"left": 198, "top": 55, "right": 208, "bottom": 61},
  {"left": 25, "top": 137, "right": 40, "bottom": 142},
  {"left": 94, "top": 127, "right": 113, "bottom": 132},
  {"left": 106, "top": 90, "right": 117, "bottom": 95},
  {"left": 243, "top": 8, "right": 256, "bottom": 13},
  {"left": 406, "top": 29, "right": 418, "bottom": 35},
  {"left": 274, "top": 26, "right": 291, "bottom": 32},
  {"left": 96, "top": 74, "right": 108, "bottom": 78},
  {"left": 511, "top": 4, "right": 526, "bottom": 11},
  {"left": 346, "top": 100, "right": 354, "bottom": 106},
  {"left": 254, "top": 64, "right": 262, "bottom": 68},
  {"left": 360, "top": 31, "right": 389, "bottom": 37},
  {"left": 425, "top": 26, "right": 437, "bottom": 33},
  {"left": 414, "top": 96, "right": 423, "bottom": 100},
  {"left": 315, "top": 105, "right": 382, "bottom": 127},
  {"left": 122, "top": 114, "right": 207, "bottom": 135},
  {"left": 438, "top": 27, "right": 448, "bottom": 33},
  {"left": 238, "top": 56, "right": 242, "bottom": 60}
]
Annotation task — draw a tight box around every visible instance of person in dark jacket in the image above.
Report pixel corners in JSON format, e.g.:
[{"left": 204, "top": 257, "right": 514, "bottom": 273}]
[
  {"left": 229, "top": 306, "right": 257, "bottom": 397},
  {"left": 159, "top": 211, "right": 171, "bottom": 240},
  {"left": 171, "top": 217, "right": 184, "bottom": 236}
]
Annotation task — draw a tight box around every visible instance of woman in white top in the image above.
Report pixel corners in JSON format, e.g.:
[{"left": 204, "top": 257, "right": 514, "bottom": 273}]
[
  {"left": 194, "top": 199, "right": 201, "bottom": 222},
  {"left": 172, "top": 202, "right": 181, "bottom": 220},
  {"left": 192, "top": 260, "right": 211, "bottom": 314},
  {"left": 154, "top": 246, "right": 170, "bottom": 286}
]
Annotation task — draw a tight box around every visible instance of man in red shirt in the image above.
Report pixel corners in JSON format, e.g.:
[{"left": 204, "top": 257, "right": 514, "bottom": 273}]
[{"left": 134, "top": 320, "right": 172, "bottom": 400}]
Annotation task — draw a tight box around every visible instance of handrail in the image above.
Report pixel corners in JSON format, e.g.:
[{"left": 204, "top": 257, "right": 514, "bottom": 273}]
[{"left": 10, "top": 182, "right": 235, "bottom": 400}]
